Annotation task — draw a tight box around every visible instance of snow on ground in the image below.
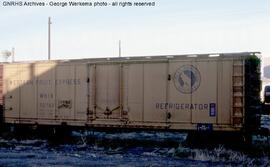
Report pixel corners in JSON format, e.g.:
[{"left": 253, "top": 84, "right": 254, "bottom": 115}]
[
  {"left": 261, "top": 115, "right": 270, "bottom": 130},
  {"left": 0, "top": 130, "right": 269, "bottom": 167}
]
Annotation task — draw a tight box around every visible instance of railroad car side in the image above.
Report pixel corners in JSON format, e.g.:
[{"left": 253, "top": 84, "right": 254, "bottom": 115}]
[{"left": 1, "top": 52, "right": 261, "bottom": 134}]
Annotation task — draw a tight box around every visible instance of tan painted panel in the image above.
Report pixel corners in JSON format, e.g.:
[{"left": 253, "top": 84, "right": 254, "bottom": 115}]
[
  {"left": 2, "top": 54, "right": 250, "bottom": 131},
  {"left": 144, "top": 63, "right": 167, "bottom": 122},
  {"left": 121, "top": 65, "right": 129, "bottom": 119},
  {"left": 126, "top": 64, "right": 143, "bottom": 122},
  {"left": 192, "top": 61, "right": 217, "bottom": 123},
  {"left": 89, "top": 65, "right": 95, "bottom": 119},
  {"left": 95, "top": 65, "right": 120, "bottom": 119},
  {"left": 36, "top": 63, "right": 56, "bottom": 119},
  {"left": 75, "top": 64, "right": 88, "bottom": 120},
  {"left": 167, "top": 62, "right": 192, "bottom": 123},
  {"left": 55, "top": 65, "right": 75, "bottom": 120},
  {"left": 3, "top": 64, "right": 20, "bottom": 118},
  {"left": 217, "top": 61, "right": 232, "bottom": 124},
  {"left": 95, "top": 65, "right": 107, "bottom": 118},
  {"left": 107, "top": 65, "right": 120, "bottom": 118},
  {"left": 20, "top": 64, "right": 37, "bottom": 119}
]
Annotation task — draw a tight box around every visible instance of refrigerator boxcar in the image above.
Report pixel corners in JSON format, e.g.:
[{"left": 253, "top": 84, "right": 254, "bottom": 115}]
[{"left": 0, "top": 52, "right": 261, "bottom": 133}]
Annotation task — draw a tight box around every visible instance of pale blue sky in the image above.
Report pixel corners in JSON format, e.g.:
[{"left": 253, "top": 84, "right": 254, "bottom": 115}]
[{"left": 0, "top": 0, "right": 270, "bottom": 61}]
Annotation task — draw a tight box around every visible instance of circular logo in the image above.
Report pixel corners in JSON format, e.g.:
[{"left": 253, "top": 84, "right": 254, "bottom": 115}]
[{"left": 174, "top": 65, "right": 201, "bottom": 94}]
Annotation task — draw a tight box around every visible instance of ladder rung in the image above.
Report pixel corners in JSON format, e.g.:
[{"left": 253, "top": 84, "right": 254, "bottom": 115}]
[
  {"left": 233, "top": 84, "right": 243, "bottom": 87},
  {"left": 233, "top": 75, "right": 243, "bottom": 77},
  {"left": 233, "top": 92, "right": 243, "bottom": 97},
  {"left": 233, "top": 115, "right": 243, "bottom": 118},
  {"left": 233, "top": 104, "right": 243, "bottom": 107}
]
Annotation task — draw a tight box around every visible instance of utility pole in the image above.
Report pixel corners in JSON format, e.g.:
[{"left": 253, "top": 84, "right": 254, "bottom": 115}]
[
  {"left": 119, "top": 40, "right": 121, "bottom": 57},
  {"left": 48, "top": 17, "right": 52, "bottom": 60},
  {"left": 12, "top": 47, "right": 15, "bottom": 62}
]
